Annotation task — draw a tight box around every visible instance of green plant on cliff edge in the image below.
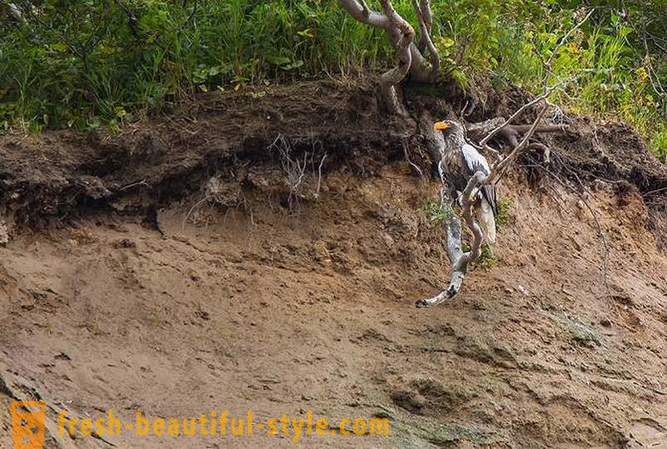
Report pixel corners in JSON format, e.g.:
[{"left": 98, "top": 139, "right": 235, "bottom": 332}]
[{"left": 0, "top": 1, "right": 664, "bottom": 158}]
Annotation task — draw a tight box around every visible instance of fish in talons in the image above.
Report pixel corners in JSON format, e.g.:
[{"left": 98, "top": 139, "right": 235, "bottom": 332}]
[{"left": 433, "top": 120, "right": 497, "bottom": 244}]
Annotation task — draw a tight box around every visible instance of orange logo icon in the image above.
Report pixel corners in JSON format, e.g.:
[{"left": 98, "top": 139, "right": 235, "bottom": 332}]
[{"left": 11, "top": 401, "right": 46, "bottom": 449}]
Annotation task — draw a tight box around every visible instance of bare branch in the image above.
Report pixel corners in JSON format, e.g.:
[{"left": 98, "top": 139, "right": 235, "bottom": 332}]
[
  {"left": 338, "top": 0, "right": 391, "bottom": 28},
  {"left": 380, "top": 2, "right": 414, "bottom": 74},
  {"left": 468, "top": 118, "right": 565, "bottom": 137},
  {"left": 416, "top": 202, "right": 463, "bottom": 307},
  {"left": 408, "top": 44, "right": 437, "bottom": 82},
  {"left": 359, "top": 0, "right": 370, "bottom": 17},
  {"left": 380, "top": 1, "right": 416, "bottom": 113},
  {"left": 339, "top": 0, "right": 437, "bottom": 112},
  {"left": 315, "top": 153, "right": 327, "bottom": 198},
  {"left": 411, "top": 0, "right": 439, "bottom": 79},
  {"left": 642, "top": 186, "right": 667, "bottom": 197},
  {"left": 403, "top": 140, "right": 424, "bottom": 177},
  {"left": 478, "top": 79, "right": 570, "bottom": 147},
  {"left": 419, "top": 0, "right": 433, "bottom": 32},
  {"left": 339, "top": 0, "right": 417, "bottom": 113},
  {"left": 491, "top": 105, "right": 549, "bottom": 182}
]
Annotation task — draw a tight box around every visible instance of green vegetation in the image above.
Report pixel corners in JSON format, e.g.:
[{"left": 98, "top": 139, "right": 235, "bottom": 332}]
[
  {"left": 1, "top": 1, "right": 664, "bottom": 157},
  {"left": 422, "top": 199, "right": 454, "bottom": 224},
  {"left": 460, "top": 241, "right": 497, "bottom": 270},
  {"left": 475, "top": 243, "right": 497, "bottom": 270},
  {"left": 495, "top": 198, "right": 512, "bottom": 230}
]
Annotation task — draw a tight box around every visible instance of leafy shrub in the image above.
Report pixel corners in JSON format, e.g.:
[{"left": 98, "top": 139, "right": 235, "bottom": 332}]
[
  {"left": 422, "top": 199, "right": 454, "bottom": 224},
  {"left": 462, "top": 241, "right": 497, "bottom": 271},
  {"left": 495, "top": 198, "right": 512, "bottom": 230}
]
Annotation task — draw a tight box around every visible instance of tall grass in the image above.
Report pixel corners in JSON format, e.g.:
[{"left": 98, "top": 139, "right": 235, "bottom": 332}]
[
  {"left": 0, "top": 0, "right": 664, "bottom": 158},
  {"left": 0, "top": 0, "right": 399, "bottom": 127}
]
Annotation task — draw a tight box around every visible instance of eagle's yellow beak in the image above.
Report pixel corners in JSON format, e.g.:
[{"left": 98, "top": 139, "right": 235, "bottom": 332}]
[{"left": 433, "top": 121, "right": 449, "bottom": 131}]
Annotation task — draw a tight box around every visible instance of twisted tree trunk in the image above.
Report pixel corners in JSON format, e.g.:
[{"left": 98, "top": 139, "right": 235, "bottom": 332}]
[{"left": 338, "top": 0, "right": 439, "bottom": 113}]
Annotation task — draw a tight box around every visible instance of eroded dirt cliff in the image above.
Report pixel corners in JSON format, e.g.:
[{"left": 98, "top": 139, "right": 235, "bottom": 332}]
[{"left": 0, "top": 82, "right": 665, "bottom": 449}]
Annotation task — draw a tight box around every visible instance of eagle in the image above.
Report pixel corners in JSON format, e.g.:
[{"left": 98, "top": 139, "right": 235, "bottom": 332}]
[{"left": 433, "top": 120, "right": 497, "bottom": 244}]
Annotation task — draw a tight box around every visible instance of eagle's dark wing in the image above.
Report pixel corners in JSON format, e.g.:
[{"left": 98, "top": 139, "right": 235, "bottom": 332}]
[
  {"left": 461, "top": 143, "right": 497, "bottom": 216},
  {"left": 440, "top": 147, "right": 467, "bottom": 193},
  {"left": 481, "top": 184, "right": 497, "bottom": 216}
]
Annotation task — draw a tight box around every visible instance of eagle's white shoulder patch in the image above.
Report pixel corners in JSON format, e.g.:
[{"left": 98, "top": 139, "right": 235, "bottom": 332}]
[{"left": 461, "top": 143, "right": 491, "bottom": 174}]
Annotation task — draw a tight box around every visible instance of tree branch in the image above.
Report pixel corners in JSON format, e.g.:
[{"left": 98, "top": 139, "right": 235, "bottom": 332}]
[
  {"left": 411, "top": 0, "right": 439, "bottom": 80},
  {"left": 338, "top": 0, "right": 391, "bottom": 28},
  {"left": 475, "top": 10, "right": 593, "bottom": 148},
  {"left": 375, "top": 0, "right": 415, "bottom": 114},
  {"left": 339, "top": 0, "right": 436, "bottom": 112},
  {"left": 490, "top": 105, "right": 549, "bottom": 182},
  {"left": 478, "top": 79, "right": 569, "bottom": 147}
]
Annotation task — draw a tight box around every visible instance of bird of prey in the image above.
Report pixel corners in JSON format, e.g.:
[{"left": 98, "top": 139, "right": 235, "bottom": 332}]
[{"left": 433, "top": 120, "right": 497, "bottom": 244}]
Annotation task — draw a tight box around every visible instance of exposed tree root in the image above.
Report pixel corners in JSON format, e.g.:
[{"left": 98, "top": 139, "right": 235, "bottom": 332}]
[{"left": 338, "top": 0, "right": 439, "bottom": 114}]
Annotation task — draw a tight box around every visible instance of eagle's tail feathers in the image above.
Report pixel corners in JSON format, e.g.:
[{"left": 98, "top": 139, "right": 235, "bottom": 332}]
[{"left": 477, "top": 197, "right": 497, "bottom": 244}]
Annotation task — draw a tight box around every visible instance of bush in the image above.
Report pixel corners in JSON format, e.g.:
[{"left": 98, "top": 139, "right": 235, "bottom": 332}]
[{"left": 422, "top": 199, "right": 454, "bottom": 224}]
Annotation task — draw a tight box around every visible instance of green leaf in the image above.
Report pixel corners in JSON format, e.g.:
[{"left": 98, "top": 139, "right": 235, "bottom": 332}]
[{"left": 267, "top": 55, "right": 291, "bottom": 66}]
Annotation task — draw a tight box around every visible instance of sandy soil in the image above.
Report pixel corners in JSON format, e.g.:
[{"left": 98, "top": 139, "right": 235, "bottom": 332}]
[{"left": 0, "top": 82, "right": 665, "bottom": 449}]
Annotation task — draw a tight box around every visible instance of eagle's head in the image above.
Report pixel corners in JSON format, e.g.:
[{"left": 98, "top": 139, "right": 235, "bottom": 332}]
[
  {"left": 433, "top": 120, "right": 464, "bottom": 135},
  {"left": 433, "top": 120, "right": 466, "bottom": 147}
]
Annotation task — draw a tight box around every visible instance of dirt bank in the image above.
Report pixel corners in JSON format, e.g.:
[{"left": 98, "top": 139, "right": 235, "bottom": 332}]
[{"left": 0, "top": 82, "right": 665, "bottom": 449}]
